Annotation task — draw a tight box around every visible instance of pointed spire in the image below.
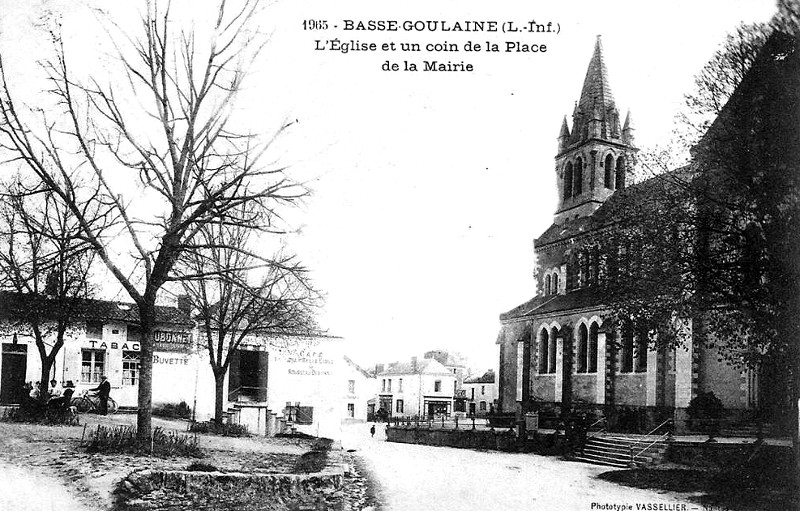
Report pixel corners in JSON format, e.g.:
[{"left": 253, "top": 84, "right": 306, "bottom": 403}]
[
  {"left": 558, "top": 116, "right": 570, "bottom": 139},
  {"left": 578, "top": 35, "right": 615, "bottom": 114},
  {"left": 623, "top": 109, "right": 633, "bottom": 131},
  {"left": 622, "top": 109, "right": 635, "bottom": 145},
  {"left": 558, "top": 116, "right": 570, "bottom": 152}
]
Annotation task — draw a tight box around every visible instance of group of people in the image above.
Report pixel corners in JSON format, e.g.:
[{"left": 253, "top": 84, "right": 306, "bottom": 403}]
[{"left": 24, "top": 375, "right": 111, "bottom": 415}]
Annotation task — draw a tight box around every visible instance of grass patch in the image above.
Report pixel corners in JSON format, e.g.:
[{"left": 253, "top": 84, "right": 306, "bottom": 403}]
[
  {"left": 188, "top": 420, "right": 249, "bottom": 437},
  {"left": 292, "top": 436, "right": 333, "bottom": 474},
  {"left": 85, "top": 424, "right": 203, "bottom": 458}
]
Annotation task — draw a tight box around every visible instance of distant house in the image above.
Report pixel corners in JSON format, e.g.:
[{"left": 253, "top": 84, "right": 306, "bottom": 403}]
[
  {"left": 342, "top": 355, "right": 375, "bottom": 423},
  {"left": 463, "top": 370, "right": 498, "bottom": 416},
  {"left": 375, "top": 356, "right": 456, "bottom": 418},
  {"left": 424, "top": 349, "right": 468, "bottom": 412}
]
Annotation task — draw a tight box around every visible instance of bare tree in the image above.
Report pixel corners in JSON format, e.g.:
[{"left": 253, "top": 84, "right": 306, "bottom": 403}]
[
  {"left": 178, "top": 211, "right": 318, "bottom": 424},
  {"left": 0, "top": 0, "right": 304, "bottom": 439},
  {"left": 0, "top": 182, "right": 102, "bottom": 405}
]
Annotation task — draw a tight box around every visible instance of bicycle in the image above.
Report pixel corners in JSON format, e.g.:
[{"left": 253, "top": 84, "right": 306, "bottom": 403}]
[{"left": 71, "top": 391, "right": 118, "bottom": 414}]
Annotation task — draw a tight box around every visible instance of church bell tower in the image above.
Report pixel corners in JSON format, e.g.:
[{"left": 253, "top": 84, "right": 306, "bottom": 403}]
[{"left": 554, "top": 36, "right": 637, "bottom": 224}]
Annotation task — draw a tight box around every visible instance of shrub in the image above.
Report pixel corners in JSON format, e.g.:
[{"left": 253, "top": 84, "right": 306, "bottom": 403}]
[
  {"left": 152, "top": 401, "right": 192, "bottom": 420},
  {"left": 687, "top": 392, "right": 725, "bottom": 434},
  {"left": 188, "top": 420, "right": 249, "bottom": 437},
  {"left": 85, "top": 425, "right": 203, "bottom": 457}
]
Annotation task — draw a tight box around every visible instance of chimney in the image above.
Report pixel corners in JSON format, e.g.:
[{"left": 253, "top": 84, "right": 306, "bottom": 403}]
[
  {"left": 177, "top": 294, "right": 192, "bottom": 314},
  {"left": 411, "top": 356, "right": 417, "bottom": 372}
]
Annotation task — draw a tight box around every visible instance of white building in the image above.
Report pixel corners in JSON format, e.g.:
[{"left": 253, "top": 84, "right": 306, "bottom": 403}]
[
  {"left": 0, "top": 292, "right": 348, "bottom": 439},
  {"left": 463, "top": 370, "right": 498, "bottom": 416},
  {"left": 341, "top": 356, "right": 376, "bottom": 423},
  {"left": 375, "top": 357, "right": 456, "bottom": 418}
]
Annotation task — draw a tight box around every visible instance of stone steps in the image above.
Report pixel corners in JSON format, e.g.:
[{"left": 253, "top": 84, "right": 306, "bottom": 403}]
[{"left": 572, "top": 435, "right": 668, "bottom": 468}]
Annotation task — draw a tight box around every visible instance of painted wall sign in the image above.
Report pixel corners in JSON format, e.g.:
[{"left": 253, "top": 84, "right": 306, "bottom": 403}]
[
  {"left": 87, "top": 340, "right": 140, "bottom": 351},
  {"left": 153, "top": 354, "right": 189, "bottom": 365},
  {"left": 154, "top": 330, "right": 192, "bottom": 352}
]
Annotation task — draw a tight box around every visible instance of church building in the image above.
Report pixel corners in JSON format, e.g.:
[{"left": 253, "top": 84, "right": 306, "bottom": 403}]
[{"left": 495, "top": 37, "right": 768, "bottom": 432}]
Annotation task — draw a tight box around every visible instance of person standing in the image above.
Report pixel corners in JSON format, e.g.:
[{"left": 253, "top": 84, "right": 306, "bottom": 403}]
[
  {"left": 370, "top": 424, "right": 376, "bottom": 438},
  {"left": 90, "top": 375, "right": 111, "bottom": 415}
]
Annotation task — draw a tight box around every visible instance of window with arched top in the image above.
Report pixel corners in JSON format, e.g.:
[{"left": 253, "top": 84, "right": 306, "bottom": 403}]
[
  {"left": 564, "top": 162, "right": 574, "bottom": 200},
  {"left": 549, "top": 327, "right": 558, "bottom": 373},
  {"left": 635, "top": 325, "right": 648, "bottom": 372},
  {"left": 621, "top": 323, "right": 634, "bottom": 373},
  {"left": 544, "top": 274, "right": 551, "bottom": 296},
  {"left": 615, "top": 156, "right": 626, "bottom": 190},
  {"left": 588, "top": 322, "right": 599, "bottom": 373},
  {"left": 552, "top": 273, "right": 559, "bottom": 295},
  {"left": 574, "top": 157, "right": 583, "bottom": 196},
  {"left": 604, "top": 154, "right": 614, "bottom": 189},
  {"left": 538, "top": 329, "right": 549, "bottom": 374},
  {"left": 577, "top": 323, "right": 588, "bottom": 373}
]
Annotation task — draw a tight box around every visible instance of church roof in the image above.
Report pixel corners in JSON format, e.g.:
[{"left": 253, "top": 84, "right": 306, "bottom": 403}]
[
  {"left": 500, "top": 287, "right": 605, "bottom": 321},
  {"left": 535, "top": 166, "right": 693, "bottom": 247}
]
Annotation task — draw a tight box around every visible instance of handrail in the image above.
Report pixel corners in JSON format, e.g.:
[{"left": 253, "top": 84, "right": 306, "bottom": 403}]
[
  {"left": 632, "top": 431, "right": 670, "bottom": 460},
  {"left": 586, "top": 417, "right": 607, "bottom": 439},
  {"left": 628, "top": 418, "right": 673, "bottom": 464}
]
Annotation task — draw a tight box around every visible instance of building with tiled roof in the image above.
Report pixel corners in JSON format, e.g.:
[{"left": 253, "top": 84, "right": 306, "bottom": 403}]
[
  {"left": 496, "top": 34, "right": 795, "bottom": 433},
  {"left": 374, "top": 356, "right": 456, "bottom": 418},
  {"left": 463, "top": 370, "right": 497, "bottom": 416}
]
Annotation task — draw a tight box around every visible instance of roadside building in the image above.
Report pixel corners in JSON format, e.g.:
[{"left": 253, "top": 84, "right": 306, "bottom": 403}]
[
  {"left": 375, "top": 356, "right": 456, "bottom": 418},
  {"left": 424, "top": 350, "right": 468, "bottom": 413},
  {"left": 0, "top": 292, "right": 348, "bottom": 438},
  {"left": 341, "top": 355, "right": 376, "bottom": 423},
  {"left": 0, "top": 291, "right": 195, "bottom": 409},
  {"left": 463, "top": 370, "right": 497, "bottom": 416}
]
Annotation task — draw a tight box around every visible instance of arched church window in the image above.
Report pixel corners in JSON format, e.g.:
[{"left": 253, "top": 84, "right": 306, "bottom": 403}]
[
  {"left": 564, "top": 162, "right": 574, "bottom": 200},
  {"left": 574, "top": 157, "right": 583, "bottom": 196},
  {"left": 604, "top": 154, "right": 614, "bottom": 189},
  {"left": 588, "top": 322, "right": 599, "bottom": 373},
  {"left": 544, "top": 274, "right": 551, "bottom": 296},
  {"left": 553, "top": 273, "right": 559, "bottom": 294},
  {"left": 539, "top": 329, "right": 549, "bottom": 374},
  {"left": 635, "top": 325, "right": 648, "bottom": 372},
  {"left": 621, "top": 323, "right": 634, "bottom": 373},
  {"left": 577, "top": 323, "right": 588, "bottom": 373},
  {"left": 615, "top": 156, "right": 626, "bottom": 190},
  {"left": 549, "top": 327, "right": 558, "bottom": 373}
]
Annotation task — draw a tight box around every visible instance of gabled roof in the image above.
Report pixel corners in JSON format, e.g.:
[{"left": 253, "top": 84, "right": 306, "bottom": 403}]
[
  {"left": 378, "top": 357, "right": 451, "bottom": 376},
  {"left": 0, "top": 291, "right": 192, "bottom": 326},
  {"left": 464, "top": 370, "right": 495, "bottom": 384},
  {"left": 343, "top": 355, "right": 374, "bottom": 379}
]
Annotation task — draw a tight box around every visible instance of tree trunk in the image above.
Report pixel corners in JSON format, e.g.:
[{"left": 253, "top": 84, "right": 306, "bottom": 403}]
[
  {"left": 137, "top": 308, "right": 155, "bottom": 442},
  {"left": 38, "top": 359, "right": 53, "bottom": 405},
  {"left": 214, "top": 373, "right": 226, "bottom": 424}
]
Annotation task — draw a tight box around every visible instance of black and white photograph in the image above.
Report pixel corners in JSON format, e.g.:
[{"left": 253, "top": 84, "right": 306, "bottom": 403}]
[{"left": 0, "top": 0, "right": 796, "bottom": 509}]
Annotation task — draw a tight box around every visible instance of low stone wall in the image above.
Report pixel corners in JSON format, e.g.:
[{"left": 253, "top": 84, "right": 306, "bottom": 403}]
[
  {"left": 118, "top": 457, "right": 345, "bottom": 510},
  {"left": 386, "top": 426, "right": 518, "bottom": 451}
]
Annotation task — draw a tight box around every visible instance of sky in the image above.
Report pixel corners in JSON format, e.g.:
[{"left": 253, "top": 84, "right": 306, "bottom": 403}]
[{"left": 0, "top": 0, "right": 777, "bottom": 372}]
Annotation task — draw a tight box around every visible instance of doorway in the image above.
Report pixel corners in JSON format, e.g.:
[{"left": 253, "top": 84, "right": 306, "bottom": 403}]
[
  {"left": 228, "top": 349, "right": 268, "bottom": 402},
  {"left": 1, "top": 343, "right": 27, "bottom": 404}
]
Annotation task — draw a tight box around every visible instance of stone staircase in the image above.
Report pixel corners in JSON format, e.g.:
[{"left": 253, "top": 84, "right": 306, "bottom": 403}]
[{"left": 572, "top": 435, "right": 669, "bottom": 468}]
